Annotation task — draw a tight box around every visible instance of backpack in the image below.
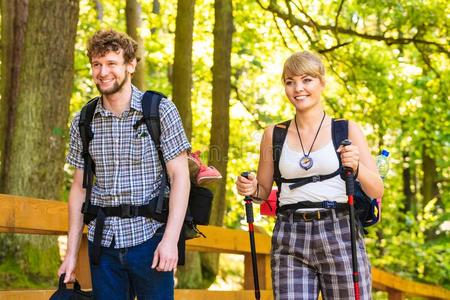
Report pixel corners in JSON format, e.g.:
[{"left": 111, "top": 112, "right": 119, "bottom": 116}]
[
  {"left": 49, "top": 274, "right": 92, "bottom": 300},
  {"left": 78, "top": 90, "right": 213, "bottom": 265},
  {"left": 272, "top": 118, "right": 380, "bottom": 229}
]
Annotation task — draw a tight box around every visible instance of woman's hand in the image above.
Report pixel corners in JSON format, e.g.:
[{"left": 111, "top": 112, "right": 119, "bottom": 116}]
[
  {"left": 235, "top": 173, "right": 258, "bottom": 197},
  {"left": 337, "top": 143, "right": 360, "bottom": 174}
]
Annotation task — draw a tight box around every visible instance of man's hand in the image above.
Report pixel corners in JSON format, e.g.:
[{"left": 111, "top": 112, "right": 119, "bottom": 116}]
[
  {"left": 57, "top": 254, "right": 77, "bottom": 283},
  {"left": 151, "top": 238, "right": 178, "bottom": 272}
]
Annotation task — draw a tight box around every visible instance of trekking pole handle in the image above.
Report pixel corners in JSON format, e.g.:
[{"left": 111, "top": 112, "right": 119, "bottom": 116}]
[
  {"left": 340, "top": 139, "right": 355, "bottom": 196},
  {"left": 241, "top": 172, "right": 254, "bottom": 223}
]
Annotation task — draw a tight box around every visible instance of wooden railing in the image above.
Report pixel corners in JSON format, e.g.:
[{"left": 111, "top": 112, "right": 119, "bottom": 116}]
[{"left": 1, "top": 194, "right": 449, "bottom": 300}]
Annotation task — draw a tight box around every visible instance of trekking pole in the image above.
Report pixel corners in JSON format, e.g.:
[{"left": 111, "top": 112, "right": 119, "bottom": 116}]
[
  {"left": 341, "top": 140, "right": 360, "bottom": 300},
  {"left": 241, "top": 172, "right": 260, "bottom": 300}
]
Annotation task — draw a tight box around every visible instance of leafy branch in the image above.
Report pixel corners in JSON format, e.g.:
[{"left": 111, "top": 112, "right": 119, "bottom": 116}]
[{"left": 257, "top": 0, "right": 449, "bottom": 56}]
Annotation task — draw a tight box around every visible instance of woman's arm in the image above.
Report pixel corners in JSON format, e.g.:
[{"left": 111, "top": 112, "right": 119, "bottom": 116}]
[
  {"left": 340, "top": 121, "right": 384, "bottom": 199},
  {"left": 236, "top": 126, "right": 275, "bottom": 201}
]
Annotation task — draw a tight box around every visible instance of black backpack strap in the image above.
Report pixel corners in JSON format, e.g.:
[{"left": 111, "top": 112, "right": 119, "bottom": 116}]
[
  {"left": 272, "top": 120, "right": 291, "bottom": 208},
  {"left": 78, "top": 97, "right": 99, "bottom": 223},
  {"left": 332, "top": 118, "right": 348, "bottom": 179},
  {"left": 282, "top": 169, "right": 341, "bottom": 190},
  {"left": 139, "top": 90, "right": 189, "bottom": 265},
  {"left": 138, "top": 91, "right": 168, "bottom": 214}
]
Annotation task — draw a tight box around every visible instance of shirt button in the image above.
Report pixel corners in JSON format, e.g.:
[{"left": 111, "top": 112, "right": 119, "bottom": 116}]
[{"left": 115, "top": 139, "right": 119, "bottom": 143}]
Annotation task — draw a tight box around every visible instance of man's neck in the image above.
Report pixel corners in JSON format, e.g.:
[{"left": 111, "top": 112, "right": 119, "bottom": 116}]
[{"left": 102, "top": 84, "right": 133, "bottom": 116}]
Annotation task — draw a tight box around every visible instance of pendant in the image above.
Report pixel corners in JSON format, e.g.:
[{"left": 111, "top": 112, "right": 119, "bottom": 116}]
[{"left": 299, "top": 155, "right": 313, "bottom": 170}]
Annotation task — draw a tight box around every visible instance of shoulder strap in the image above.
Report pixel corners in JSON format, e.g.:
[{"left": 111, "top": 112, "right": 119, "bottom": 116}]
[
  {"left": 332, "top": 118, "right": 348, "bottom": 178},
  {"left": 139, "top": 90, "right": 168, "bottom": 214},
  {"left": 272, "top": 120, "right": 291, "bottom": 208},
  {"left": 331, "top": 118, "right": 348, "bottom": 151},
  {"left": 79, "top": 97, "right": 99, "bottom": 218},
  {"left": 272, "top": 120, "right": 291, "bottom": 184}
]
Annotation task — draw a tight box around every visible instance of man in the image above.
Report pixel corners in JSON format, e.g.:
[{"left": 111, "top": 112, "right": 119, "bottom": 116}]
[{"left": 58, "top": 29, "right": 191, "bottom": 300}]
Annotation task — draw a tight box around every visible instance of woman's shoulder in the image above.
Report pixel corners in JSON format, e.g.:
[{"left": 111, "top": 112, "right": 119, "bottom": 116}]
[
  {"left": 347, "top": 120, "right": 363, "bottom": 134},
  {"left": 346, "top": 120, "right": 367, "bottom": 144}
]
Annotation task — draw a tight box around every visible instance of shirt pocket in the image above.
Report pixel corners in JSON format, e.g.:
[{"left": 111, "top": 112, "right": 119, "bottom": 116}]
[{"left": 129, "top": 130, "right": 154, "bottom": 163}]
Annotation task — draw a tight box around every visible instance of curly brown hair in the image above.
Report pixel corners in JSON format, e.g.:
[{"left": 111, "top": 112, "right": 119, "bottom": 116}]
[{"left": 87, "top": 29, "right": 139, "bottom": 63}]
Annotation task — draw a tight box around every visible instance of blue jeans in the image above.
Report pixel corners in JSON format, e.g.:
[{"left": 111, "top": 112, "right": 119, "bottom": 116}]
[{"left": 88, "top": 230, "right": 174, "bottom": 300}]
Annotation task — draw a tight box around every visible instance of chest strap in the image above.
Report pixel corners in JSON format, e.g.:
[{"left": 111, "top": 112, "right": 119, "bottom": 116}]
[{"left": 281, "top": 168, "right": 341, "bottom": 190}]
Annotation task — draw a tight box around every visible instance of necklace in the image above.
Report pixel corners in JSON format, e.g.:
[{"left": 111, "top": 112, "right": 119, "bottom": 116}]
[{"left": 294, "top": 111, "right": 326, "bottom": 170}]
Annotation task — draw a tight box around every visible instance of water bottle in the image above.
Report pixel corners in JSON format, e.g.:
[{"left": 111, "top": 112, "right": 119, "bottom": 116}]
[{"left": 376, "top": 149, "right": 390, "bottom": 179}]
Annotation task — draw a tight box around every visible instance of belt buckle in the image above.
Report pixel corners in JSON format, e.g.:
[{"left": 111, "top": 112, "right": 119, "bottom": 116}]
[
  {"left": 302, "top": 211, "right": 321, "bottom": 221},
  {"left": 120, "top": 204, "right": 132, "bottom": 218}
]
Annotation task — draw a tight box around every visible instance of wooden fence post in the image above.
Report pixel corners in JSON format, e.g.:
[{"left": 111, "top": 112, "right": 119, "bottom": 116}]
[
  {"left": 244, "top": 253, "right": 271, "bottom": 290},
  {"left": 387, "top": 288, "right": 405, "bottom": 300}
]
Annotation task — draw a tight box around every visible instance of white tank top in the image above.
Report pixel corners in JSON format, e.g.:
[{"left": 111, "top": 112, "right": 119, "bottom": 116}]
[{"left": 278, "top": 136, "right": 347, "bottom": 207}]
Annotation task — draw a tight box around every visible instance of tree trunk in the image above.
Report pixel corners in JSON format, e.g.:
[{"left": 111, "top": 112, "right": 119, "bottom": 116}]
[
  {"left": 0, "top": 0, "right": 28, "bottom": 192},
  {"left": 92, "top": 0, "right": 103, "bottom": 21},
  {"left": 0, "top": 0, "right": 79, "bottom": 288},
  {"left": 150, "top": 0, "right": 160, "bottom": 34},
  {"left": 421, "top": 147, "right": 438, "bottom": 206},
  {"left": 171, "top": 0, "right": 199, "bottom": 288},
  {"left": 402, "top": 151, "right": 413, "bottom": 214},
  {"left": 421, "top": 147, "right": 440, "bottom": 241},
  {"left": 171, "top": 0, "right": 195, "bottom": 140},
  {"left": 126, "top": 0, "right": 147, "bottom": 90},
  {"left": 203, "top": 0, "right": 233, "bottom": 286}
]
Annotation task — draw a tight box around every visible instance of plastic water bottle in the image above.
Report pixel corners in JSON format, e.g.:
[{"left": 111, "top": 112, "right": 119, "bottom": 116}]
[{"left": 376, "top": 149, "right": 390, "bottom": 179}]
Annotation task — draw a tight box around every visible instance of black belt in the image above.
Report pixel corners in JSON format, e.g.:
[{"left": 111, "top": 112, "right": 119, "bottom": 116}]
[
  {"left": 279, "top": 208, "right": 348, "bottom": 222},
  {"left": 277, "top": 200, "right": 348, "bottom": 214}
]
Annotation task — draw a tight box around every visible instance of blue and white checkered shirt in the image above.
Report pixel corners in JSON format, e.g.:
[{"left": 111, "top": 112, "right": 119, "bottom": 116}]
[{"left": 67, "top": 86, "right": 191, "bottom": 248}]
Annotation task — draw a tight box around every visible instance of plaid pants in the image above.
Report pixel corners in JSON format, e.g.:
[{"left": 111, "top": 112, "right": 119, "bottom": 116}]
[{"left": 271, "top": 210, "right": 372, "bottom": 300}]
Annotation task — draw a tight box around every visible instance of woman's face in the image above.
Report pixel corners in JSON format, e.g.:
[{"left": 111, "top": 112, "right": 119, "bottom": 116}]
[{"left": 284, "top": 74, "right": 324, "bottom": 112}]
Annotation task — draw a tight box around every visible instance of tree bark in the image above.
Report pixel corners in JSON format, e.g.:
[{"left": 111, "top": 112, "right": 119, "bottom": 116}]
[
  {"left": 402, "top": 151, "right": 413, "bottom": 214},
  {"left": 0, "top": 0, "right": 79, "bottom": 288},
  {"left": 203, "top": 0, "right": 233, "bottom": 286},
  {"left": 171, "top": 0, "right": 198, "bottom": 288},
  {"left": 126, "top": 0, "right": 147, "bottom": 90},
  {"left": 92, "top": 0, "right": 103, "bottom": 21},
  {"left": 171, "top": 0, "right": 195, "bottom": 141},
  {"left": 4, "top": 0, "right": 79, "bottom": 199},
  {"left": 421, "top": 147, "right": 438, "bottom": 206},
  {"left": 0, "top": 0, "right": 28, "bottom": 192}
]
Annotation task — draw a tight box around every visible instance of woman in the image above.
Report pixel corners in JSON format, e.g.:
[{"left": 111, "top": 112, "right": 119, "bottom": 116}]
[{"left": 236, "top": 51, "right": 383, "bottom": 300}]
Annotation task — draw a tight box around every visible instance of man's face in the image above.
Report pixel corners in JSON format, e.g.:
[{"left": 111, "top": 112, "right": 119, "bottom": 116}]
[{"left": 91, "top": 50, "right": 136, "bottom": 96}]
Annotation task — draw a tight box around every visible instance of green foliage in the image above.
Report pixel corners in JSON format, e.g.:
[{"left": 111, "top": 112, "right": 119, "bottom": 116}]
[{"left": 0, "top": 235, "right": 59, "bottom": 289}]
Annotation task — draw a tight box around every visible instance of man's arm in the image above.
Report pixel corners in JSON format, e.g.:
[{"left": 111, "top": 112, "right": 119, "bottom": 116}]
[
  {"left": 57, "top": 168, "right": 85, "bottom": 282},
  {"left": 151, "top": 151, "right": 190, "bottom": 272}
]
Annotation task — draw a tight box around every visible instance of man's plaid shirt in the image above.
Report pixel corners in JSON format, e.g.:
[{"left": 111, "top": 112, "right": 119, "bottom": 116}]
[{"left": 67, "top": 86, "right": 191, "bottom": 248}]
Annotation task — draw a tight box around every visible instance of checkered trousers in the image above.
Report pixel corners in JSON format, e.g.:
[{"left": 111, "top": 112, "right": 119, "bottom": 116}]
[{"left": 271, "top": 210, "right": 372, "bottom": 300}]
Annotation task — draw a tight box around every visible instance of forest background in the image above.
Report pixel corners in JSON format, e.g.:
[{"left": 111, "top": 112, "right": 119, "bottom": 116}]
[{"left": 0, "top": 0, "right": 448, "bottom": 294}]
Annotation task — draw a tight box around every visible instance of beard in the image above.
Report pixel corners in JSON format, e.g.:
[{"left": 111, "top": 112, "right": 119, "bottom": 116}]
[{"left": 96, "top": 72, "right": 129, "bottom": 96}]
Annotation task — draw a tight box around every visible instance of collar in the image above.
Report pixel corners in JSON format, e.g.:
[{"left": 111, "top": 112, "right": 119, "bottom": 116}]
[{"left": 92, "top": 85, "right": 144, "bottom": 117}]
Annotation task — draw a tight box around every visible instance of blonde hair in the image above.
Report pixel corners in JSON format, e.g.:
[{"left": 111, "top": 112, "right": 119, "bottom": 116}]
[{"left": 282, "top": 51, "right": 325, "bottom": 83}]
